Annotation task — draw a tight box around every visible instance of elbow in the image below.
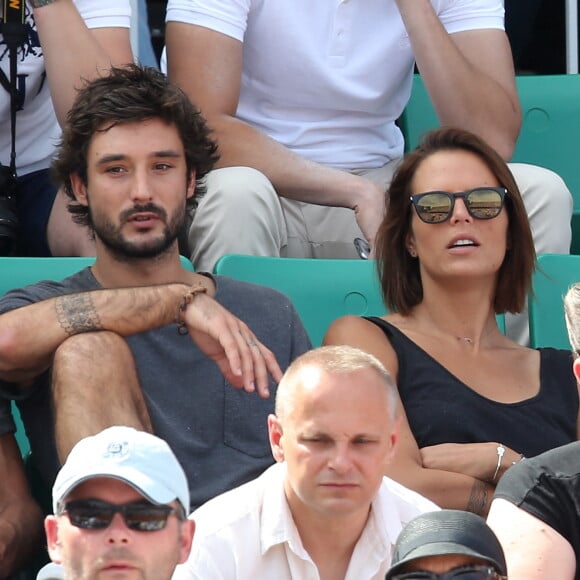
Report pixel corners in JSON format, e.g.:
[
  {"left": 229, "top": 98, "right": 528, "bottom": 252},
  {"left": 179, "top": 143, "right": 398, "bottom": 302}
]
[
  {"left": 495, "top": 112, "right": 522, "bottom": 161},
  {"left": 485, "top": 124, "right": 519, "bottom": 161},
  {"left": 496, "top": 139, "right": 515, "bottom": 162}
]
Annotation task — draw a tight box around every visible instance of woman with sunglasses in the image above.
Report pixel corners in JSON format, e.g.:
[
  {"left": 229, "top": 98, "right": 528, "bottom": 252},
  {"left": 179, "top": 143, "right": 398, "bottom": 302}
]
[{"left": 324, "top": 127, "right": 578, "bottom": 515}]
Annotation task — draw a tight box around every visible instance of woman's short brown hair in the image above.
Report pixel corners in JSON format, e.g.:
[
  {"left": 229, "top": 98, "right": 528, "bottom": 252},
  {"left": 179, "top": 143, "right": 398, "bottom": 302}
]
[{"left": 375, "top": 127, "right": 535, "bottom": 315}]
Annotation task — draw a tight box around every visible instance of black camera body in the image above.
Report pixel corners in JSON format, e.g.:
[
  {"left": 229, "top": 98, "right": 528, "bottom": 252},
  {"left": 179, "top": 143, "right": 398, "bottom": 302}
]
[{"left": 0, "top": 163, "right": 19, "bottom": 254}]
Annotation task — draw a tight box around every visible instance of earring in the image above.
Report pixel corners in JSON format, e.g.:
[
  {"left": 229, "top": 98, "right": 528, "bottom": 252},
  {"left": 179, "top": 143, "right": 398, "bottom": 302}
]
[{"left": 408, "top": 248, "right": 417, "bottom": 257}]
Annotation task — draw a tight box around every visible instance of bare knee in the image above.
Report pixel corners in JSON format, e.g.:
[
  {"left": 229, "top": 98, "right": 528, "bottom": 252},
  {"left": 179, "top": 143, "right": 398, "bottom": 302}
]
[{"left": 52, "top": 332, "right": 152, "bottom": 460}]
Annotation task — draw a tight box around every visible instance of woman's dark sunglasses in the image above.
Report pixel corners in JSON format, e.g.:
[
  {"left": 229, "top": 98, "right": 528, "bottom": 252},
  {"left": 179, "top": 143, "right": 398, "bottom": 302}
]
[
  {"left": 410, "top": 187, "right": 508, "bottom": 224},
  {"left": 60, "top": 499, "right": 184, "bottom": 532},
  {"left": 390, "top": 564, "right": 506, "bottom": 580}
]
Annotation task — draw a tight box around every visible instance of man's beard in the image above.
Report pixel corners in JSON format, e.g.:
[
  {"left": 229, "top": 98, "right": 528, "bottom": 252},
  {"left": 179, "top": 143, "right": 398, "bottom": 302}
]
[{"left": 90, "top": 202, "right": 185, "bottom": 260}]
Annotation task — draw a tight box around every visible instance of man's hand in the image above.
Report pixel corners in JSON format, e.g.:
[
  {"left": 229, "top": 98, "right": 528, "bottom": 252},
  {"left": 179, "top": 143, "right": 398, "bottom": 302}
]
[
  {"left": 352, "top": 180, "right": 386, "bottom": 256},
  {"left": 182, "top": 293, "right": 283, "bottom": 398}
]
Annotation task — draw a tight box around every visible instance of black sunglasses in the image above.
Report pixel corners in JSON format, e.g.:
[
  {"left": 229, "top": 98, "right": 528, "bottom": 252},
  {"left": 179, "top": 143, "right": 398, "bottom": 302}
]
[
  {"left": 390, "top": 564, "right": 506, "bottom": 580},
  {"left": 60, "top": 499, "right": 184, "bottom": 532},
  {"left": 410, "top": 187, "right": 507, "bottom": 224}
]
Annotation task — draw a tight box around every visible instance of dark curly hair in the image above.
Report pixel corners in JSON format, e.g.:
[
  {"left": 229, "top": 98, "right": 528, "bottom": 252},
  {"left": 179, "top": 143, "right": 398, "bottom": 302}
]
[
  {"left": 52, "top": 64, "right": 219, "bottom": 228},
  {"left": 376, "top": 127, "right": 535, "bottom": 315}
]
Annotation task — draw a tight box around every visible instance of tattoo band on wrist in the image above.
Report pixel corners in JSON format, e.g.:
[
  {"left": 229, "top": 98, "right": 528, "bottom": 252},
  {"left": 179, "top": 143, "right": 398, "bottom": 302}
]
[{"left": 55, "top": 294, "right": 102, "bottom": 336}]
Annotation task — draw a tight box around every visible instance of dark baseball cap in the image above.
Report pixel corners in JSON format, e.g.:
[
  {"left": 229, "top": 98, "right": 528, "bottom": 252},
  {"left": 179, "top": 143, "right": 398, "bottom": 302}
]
[{"left": 386, "top": 510, "right": 507, "bottom": 579}]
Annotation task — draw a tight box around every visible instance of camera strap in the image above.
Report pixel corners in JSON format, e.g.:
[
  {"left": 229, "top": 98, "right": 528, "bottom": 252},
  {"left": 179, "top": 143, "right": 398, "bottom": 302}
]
[{"left": 0, "top": 0, "right": 27, "bottom": 181}]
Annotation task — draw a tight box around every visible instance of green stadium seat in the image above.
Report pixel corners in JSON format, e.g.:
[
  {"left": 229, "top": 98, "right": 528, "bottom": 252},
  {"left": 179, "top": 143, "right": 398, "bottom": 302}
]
[
  {"left": 214, "top": 255, "right": 386, "bottom": 346},
  {"left": 214, "top": 254, "right": 505, "bottom": 345},
  {"left": 400, "top": 74, "right": 580, "bottom": 253},
  {"left": 529, "top": 253, "right": 580, "bottom": 349}
]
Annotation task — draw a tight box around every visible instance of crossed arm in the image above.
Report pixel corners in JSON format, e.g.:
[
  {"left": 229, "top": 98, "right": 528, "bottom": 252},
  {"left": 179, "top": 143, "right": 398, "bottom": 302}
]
[{"left": 0, "top": 281, "right": 282, "bottom": 397}]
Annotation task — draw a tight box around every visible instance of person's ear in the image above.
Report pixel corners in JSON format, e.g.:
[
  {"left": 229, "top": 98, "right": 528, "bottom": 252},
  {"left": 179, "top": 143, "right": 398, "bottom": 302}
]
[
  {"left": 405, "top": 232, "right": 417, "bottom": 258},
  {"left": 70, "top": 173, "right": 89, "bottom": 207},
  {"left": 185, "top": 170, "right": 196, "bottom": 201},
  {"left": 178, "top": 519, "right": 195, "bottom": 564},
  {"left": 45, "top": 515, "right": 64, "bottom": 563},
  {"left": 268, "top": 415, "right": 285, "bottom": 463},
  {"left": 385, "top": 415, "right": 401, "bottom": 466},
  {"left": 573, "top": 358, "right": 580, "bottom": 384}
]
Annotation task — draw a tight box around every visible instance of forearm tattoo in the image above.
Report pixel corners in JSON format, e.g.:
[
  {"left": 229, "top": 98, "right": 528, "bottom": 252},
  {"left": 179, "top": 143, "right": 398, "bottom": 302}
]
[
  {"left": 55, "top": 294, "right": 103, "bottom": 336},
  {"left": 466, "top": 480, "right": 489, "bottom": 516}
]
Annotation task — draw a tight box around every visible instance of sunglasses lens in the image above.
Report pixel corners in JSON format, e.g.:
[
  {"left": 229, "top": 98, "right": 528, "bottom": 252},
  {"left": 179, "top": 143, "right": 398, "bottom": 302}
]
[
  {"left": 124, "top": 505, "right": 171, "bottom": 531},
  {"left": 414, "top": 192, "right": 453, "bottom": 223},
  {"left": 67, "top": 504, "right": 114, "bottom": 530},
  {"left": 466, "top": 189, "right": 504, "bottom": 219}
]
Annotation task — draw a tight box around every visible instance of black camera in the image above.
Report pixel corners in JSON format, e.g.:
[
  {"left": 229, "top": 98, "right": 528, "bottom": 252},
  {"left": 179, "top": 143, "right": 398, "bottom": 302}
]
[{"left": 0, "top": 163, "right": 19, "bottom": 255}]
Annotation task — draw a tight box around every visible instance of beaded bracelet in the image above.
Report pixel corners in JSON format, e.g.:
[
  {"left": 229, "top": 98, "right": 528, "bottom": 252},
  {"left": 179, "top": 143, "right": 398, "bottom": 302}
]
[
  {"left": 30, "top": 0, "right": 59, "bottom": 7},
  {"left": 175, "top": 284, "right": 208, "bottom": 335}
]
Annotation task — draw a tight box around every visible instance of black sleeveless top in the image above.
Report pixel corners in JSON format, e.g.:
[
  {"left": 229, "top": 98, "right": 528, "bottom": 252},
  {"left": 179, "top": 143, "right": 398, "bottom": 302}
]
[{"left": 366, "top": 317, "right": 578, "bottom": 457}]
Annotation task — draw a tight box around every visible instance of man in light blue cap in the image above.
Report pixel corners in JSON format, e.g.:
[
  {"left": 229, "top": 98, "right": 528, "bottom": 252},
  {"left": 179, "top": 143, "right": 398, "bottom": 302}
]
[{"left": 38, "top": 426, "right": 194, "bottom": 580}]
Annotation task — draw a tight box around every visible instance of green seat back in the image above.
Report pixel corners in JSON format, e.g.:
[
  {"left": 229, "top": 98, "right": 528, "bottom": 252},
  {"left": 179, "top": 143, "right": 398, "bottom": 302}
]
[
  {"left": 529, "top": 254, "right": 580, "bottom": 349},
  {"left": 215, "top": 254, "right": 505, "bottom": 344},
  {"left": 400, "top": 74, "right": 580, "bottom": 253},
  {"left": 214, "top": 255, "right": 386, "bottom": 346},
  {"left": 0, "top": 257, "right": 96, "bottom": 296}
]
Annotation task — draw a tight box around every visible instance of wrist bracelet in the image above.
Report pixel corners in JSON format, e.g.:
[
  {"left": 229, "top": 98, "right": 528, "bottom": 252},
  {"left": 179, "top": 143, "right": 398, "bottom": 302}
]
[
  {"left": 30, "top": 0, "right": 59, "bottom": 7},
  {"left": 175, "top": 284, "right": 208, "bottom": 335},
  {"left": 492, "top": 444, "right": 505, "bottom": 483}
]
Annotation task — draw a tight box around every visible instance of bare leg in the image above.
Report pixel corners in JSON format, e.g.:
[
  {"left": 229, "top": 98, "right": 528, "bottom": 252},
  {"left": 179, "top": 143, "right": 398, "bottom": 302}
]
[
  {"left": 46, "top": 187, "right": 95, "bottom": 257},
  {"left": 52, "top": 331, "right": 152, "bottom": 461}
]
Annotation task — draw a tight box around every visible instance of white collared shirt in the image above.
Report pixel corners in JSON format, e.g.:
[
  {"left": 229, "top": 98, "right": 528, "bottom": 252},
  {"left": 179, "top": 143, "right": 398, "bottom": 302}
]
[{"left": 172, "top": 463, "right": 439, "bottom": 580}]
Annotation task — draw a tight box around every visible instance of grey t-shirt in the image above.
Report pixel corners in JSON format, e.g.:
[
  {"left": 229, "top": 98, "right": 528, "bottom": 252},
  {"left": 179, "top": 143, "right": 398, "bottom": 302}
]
[{"left": 0, "top": 268, "right": 311, "bottom": 510}]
